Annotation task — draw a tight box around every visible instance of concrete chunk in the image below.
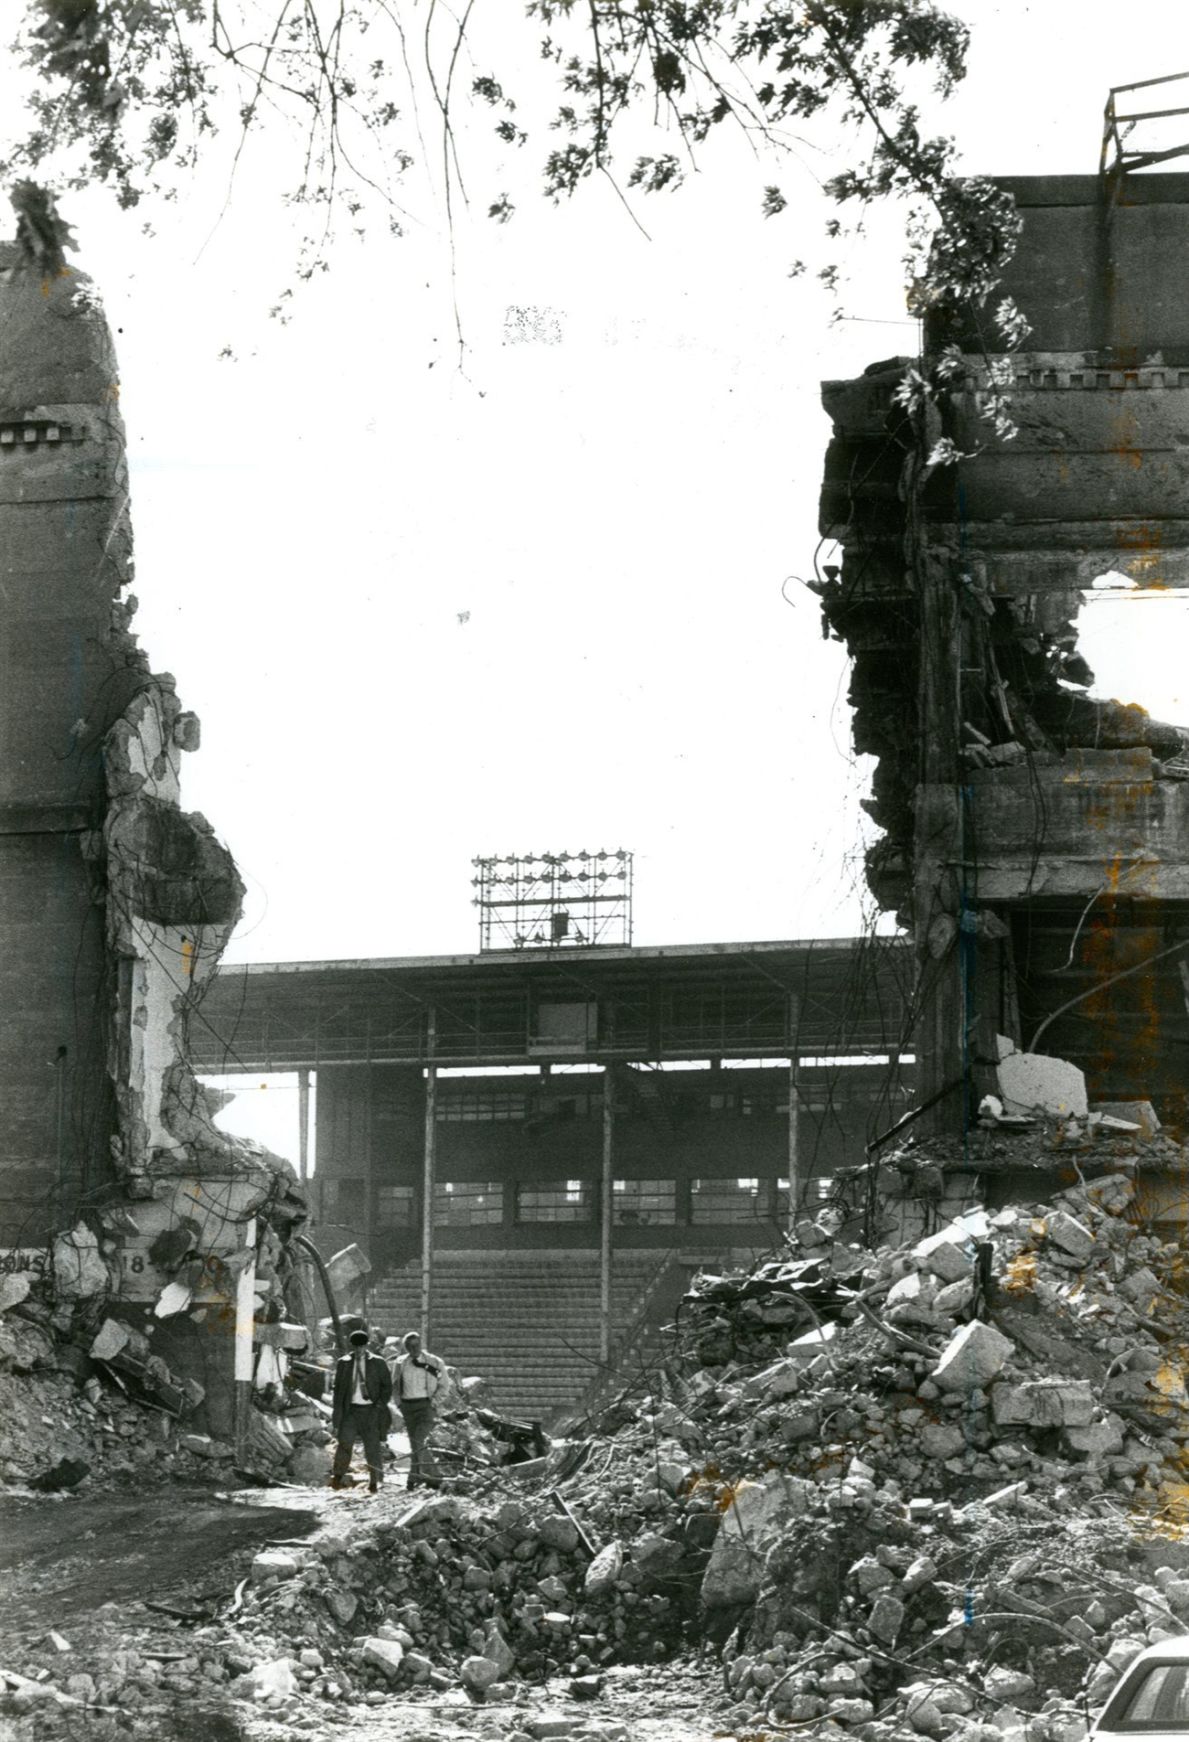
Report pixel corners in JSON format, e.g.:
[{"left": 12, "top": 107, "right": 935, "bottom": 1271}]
[
  {"left": 52, "top": 1223, "right": 109, "bottom": 1300},
  {"left": 482, "top": 1621, "right": 515, "bottom": 1679},
  {"left": 991, "top": 1379, "right": 1095, "bottom": 1429},
  {"left": 743, "top": 1357, "right": 801, "bottom": 1398},
  {"left": 920, "top": 1421, "right": 969, "bottom": 1460},
  {"left": 1065, "top": 1414, "right": 1126, "bottom": 1456},
  {"left": 0, "top": 1273, "right": 32, "bottom": 1313},
  {"left": 461, "top": 1655, "right": 499, "bottom": 1692},
  {"left": 584, "top": 1541, "right": 623, "bottom": 1597},
  {"left": 1045, "top": 1211, "right": 1094, "bottom": 1261},
  {"left": 89, "top": 1318, "right": 131, "bottom": 1361},
  {"left": 868, "top": 1593, "right": 905, "bottom": 1645},
  {"left": 933, "top": 1320, "right": 1015, "bottom": 1393},
  {"left": 251, "top": 1550, "right": 299, "bottom": 1584},
  {"left": 934, "top": 1276, "right": 975, "bottom": 1317},
  {"left": 361, "top": 1637, "right": 405, "bottom": 1680}
]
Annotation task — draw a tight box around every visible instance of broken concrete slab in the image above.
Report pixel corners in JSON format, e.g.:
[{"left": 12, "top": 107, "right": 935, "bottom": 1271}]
[
  {"left": 701, "top": 1474, "right": 812, "bottom": 1607},
  {"left": 932, "top": 1320, "right": 1015, "bottom": 1393},
  {"left": 997, "top": 1049, "right": 1088, "bottom": 1118},
  {"left": 1091, "top": 1100, "right": 1160, "bottom": 1138}
]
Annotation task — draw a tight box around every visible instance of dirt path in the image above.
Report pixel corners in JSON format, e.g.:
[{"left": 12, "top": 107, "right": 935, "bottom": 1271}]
[
  {"left": 0, "top": 1488, "right": 320, "bottom": 1636},
  {"left": 242, "top": 1662, "right": 735, "bottom": 1742}
]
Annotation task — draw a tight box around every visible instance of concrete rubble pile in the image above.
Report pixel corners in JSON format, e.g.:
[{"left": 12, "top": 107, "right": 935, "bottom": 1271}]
[
  {"left": 13, "top": 1154, "right": 1189, "bottom": 1742},
  {"left": 0, "top": 1158, "right": 322, "bottom": 1493}
]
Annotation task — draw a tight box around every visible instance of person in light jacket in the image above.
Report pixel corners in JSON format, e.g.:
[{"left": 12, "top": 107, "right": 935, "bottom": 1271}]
[
  {"left": 330, "top": 1327, "right": 393, "bottom": 1493},
  {"left": 394, "top": 1330, "right": 443, "bottom": 1489}
]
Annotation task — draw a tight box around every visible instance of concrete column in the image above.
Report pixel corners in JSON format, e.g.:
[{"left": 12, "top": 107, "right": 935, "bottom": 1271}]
[
  {"left": 599, "top": 1064, "right": 615, "bottom": 1366},
  {"left": 787, "top": 1052, "right": 800, "bottom": 1226},
  {"left": 233, "top": 1215, "right": 257, "bottom": 1461},
  {"left": 363, "top": 1063, "right": 375, "bottom": 1264},
  {"left": 421, "top": 1008, "right": 437, "bottom": 1346},
  {"left": 297, "top": 1067, "right": 310, "bottom": 1184},
  {"left": 785, "top": 991, "right": 801, "bottom": 1225}
]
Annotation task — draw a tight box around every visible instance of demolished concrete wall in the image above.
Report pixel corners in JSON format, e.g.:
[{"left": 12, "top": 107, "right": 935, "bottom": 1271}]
[
  {"left": 0, "top": 240, "right": 307, "bottom": 1441},
  {"left": 817, "top": 173, "right": 1189, "bottom": 1133}
]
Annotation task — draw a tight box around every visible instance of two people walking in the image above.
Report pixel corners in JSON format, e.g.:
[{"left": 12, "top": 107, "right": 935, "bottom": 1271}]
[{"left": 330, "top": 1326, "right": 443, "bottom": 1493}]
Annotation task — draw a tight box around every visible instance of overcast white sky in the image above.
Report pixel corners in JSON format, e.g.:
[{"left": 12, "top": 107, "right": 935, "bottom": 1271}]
[{"left": 7, "top": 1, "right": 1188, "bottom": 1158}]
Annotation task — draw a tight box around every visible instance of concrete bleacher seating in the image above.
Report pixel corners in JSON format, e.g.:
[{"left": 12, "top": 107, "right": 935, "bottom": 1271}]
[{"left": 367, "top": 1249, "right": 671, "bottom": 1423}]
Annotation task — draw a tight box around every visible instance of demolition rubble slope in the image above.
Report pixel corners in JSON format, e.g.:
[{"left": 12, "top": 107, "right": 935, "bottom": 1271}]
[{"left": 9, "top": 1156, "right": 1189, "bottom": 1742}]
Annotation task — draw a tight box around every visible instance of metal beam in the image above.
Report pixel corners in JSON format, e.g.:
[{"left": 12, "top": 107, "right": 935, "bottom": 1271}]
[{"left": 599, "top": 1065, "right": 615, "bottom": 1367}]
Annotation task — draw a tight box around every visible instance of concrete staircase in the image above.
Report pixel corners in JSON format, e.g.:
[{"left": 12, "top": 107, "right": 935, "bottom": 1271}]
[{"left": 367, "top": 1249, "right": 671, "bottom": 1424}]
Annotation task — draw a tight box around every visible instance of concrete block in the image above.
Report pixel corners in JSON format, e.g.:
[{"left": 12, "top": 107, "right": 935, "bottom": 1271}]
[
  {"left": 933, "top": 1320, "right": 1015, "bottom": 1393},
  {"left": 998, "top": 1050, "right": 1087, "bottom": 1118}
]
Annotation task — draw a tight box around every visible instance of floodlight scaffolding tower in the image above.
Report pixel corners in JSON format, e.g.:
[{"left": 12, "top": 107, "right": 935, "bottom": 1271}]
[{"left": 472, "top": 851, "right": 634, "bottom": 951}]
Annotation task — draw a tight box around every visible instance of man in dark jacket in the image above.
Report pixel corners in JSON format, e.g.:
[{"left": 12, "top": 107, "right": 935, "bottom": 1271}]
[{"left": 330, "top": 1327, "right": 393, "bottom": 1493}]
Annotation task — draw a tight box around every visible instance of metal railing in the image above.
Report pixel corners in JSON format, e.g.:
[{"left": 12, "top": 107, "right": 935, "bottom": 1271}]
[{"left": 1101, "top": 71, "right": 1189, "bottom": 177}]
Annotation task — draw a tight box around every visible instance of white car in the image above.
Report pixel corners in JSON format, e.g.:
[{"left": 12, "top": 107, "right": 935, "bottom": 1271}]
[{"left": 1093, "top": 1639, "right": 1189, "bottom": 1739}]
